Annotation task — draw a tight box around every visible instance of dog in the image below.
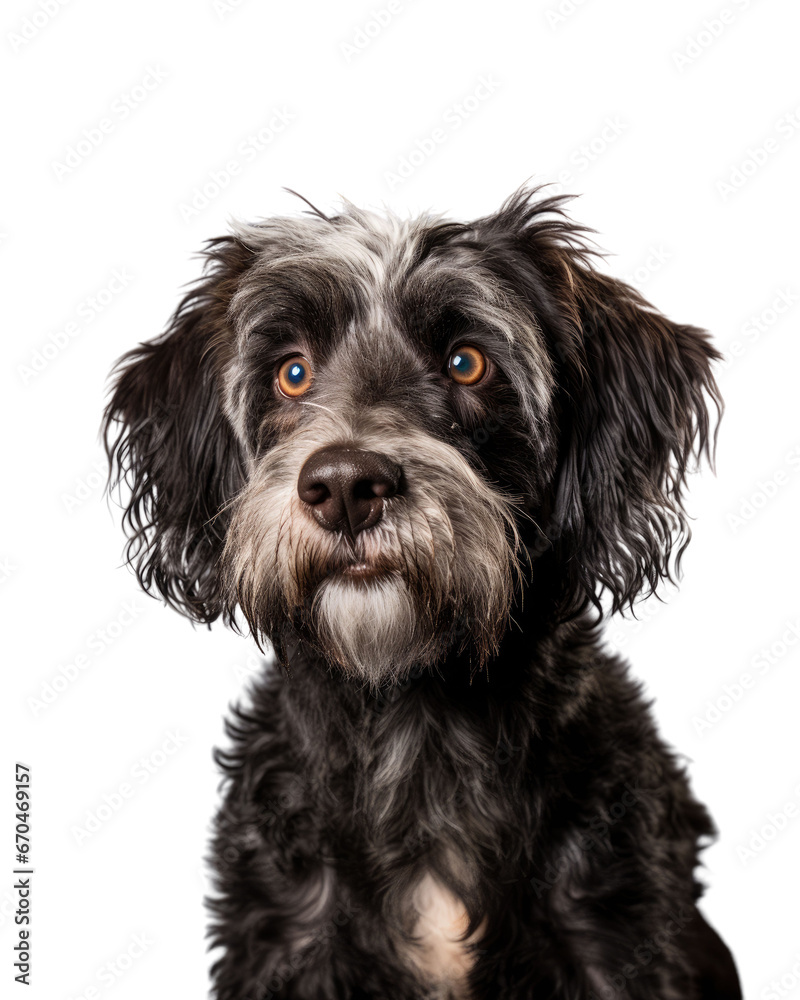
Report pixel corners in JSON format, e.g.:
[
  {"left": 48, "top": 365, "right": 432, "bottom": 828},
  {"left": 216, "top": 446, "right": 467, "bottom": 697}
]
[{"left": 104, "top": 188, "right": 742, "bottom": 999}]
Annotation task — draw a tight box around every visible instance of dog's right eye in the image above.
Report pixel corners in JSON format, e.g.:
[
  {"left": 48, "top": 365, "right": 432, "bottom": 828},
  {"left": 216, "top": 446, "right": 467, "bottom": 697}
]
[{"left": 277, "top": 355, "right": 314, "bottom": 398}]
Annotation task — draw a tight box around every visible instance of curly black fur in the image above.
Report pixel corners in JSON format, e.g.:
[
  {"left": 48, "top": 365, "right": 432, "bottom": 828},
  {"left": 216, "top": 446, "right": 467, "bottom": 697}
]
[{"left": 104, "top": 188, "right": 741, "bottom": 999}]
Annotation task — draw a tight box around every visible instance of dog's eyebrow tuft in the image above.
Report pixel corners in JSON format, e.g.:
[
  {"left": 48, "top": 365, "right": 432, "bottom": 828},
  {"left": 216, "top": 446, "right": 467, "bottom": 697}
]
[{"left": 411, "top": 222, "right": 474, "bottom": 264}]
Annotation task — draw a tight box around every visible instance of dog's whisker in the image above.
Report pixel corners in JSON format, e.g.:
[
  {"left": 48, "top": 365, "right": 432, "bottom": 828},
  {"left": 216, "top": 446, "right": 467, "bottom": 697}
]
[
  {"left": 297, "top": 399, "right": 339, "bottom": 418},
  {"left": 203, "top": 487, "right": 247, "bottom": 527}
]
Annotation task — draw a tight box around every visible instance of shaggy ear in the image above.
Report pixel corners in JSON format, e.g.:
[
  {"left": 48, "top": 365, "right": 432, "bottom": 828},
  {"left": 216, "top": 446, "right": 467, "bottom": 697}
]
[
  {"left": 104, "top": 240, "right": 247, "bottom": 623},
  {"left": 549, "top": 264, "right": 722, "bottom": 614}
]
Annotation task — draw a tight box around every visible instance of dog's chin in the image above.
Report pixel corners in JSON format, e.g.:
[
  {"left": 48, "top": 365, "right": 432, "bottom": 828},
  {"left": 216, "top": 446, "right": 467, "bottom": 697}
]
[{"left": 309, "top": 572, "right": 442, "bottom": 688}]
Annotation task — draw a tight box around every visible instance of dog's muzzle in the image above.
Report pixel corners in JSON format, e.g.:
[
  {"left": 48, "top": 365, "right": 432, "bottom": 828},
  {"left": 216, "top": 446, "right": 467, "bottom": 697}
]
[{"left": 297, "top": 446, "right": 402, "bottom": 538}]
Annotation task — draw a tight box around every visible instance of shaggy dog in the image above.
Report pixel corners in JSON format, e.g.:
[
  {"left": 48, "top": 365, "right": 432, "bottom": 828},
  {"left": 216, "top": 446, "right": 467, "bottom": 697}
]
[{"left": 104, "top": 189, "right": 742, "bottom": 999}]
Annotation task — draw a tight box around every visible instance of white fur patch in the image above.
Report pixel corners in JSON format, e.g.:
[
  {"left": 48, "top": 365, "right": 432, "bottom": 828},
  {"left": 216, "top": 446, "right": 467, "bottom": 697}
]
[
  {"left": 402, "top": 873, "right": 484, "bottom": 1000},
  {"left": 312, "top": 575, "right": 420, "bottom": 685}
]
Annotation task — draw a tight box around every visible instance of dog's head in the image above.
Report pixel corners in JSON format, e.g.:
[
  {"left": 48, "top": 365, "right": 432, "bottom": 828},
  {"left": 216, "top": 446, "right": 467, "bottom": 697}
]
[{"left": 105, "top": 189, "right": 720, "bottom": 687}]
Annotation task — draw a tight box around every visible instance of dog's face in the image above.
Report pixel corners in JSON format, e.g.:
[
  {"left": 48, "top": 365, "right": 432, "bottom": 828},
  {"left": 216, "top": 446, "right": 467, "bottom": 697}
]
[{"left": 105, "top": 190, "right": 720, "bottom": 687}]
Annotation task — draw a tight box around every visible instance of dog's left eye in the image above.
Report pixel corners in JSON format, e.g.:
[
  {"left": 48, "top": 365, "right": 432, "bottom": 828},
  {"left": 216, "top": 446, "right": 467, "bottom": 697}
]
[
  {"left": 277, "top": 355, "right": 314, "bottom": 398},
  {"left": 447, "top": 345, "right": 487, "bottom": 386}
]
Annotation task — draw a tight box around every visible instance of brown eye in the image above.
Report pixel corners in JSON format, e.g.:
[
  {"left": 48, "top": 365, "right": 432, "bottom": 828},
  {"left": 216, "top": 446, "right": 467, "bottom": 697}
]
[
  {"left": 277, "top": 355, "right": 313, "bottom": 397},
  {"left": 447, "top": 345, "right": 486, "bottom": 386}
]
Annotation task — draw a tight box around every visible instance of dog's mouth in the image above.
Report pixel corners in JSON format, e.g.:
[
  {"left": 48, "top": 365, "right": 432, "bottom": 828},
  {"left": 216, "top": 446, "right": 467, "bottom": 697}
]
[
  {"left": 338, "top": 561, "right": 392, "bottom": 582},
  {"left": 311, "top": 535, "right": 404, "bottom": 587},
  {"left": 323, "top": 550, "right": 405, "bottom": 585}
]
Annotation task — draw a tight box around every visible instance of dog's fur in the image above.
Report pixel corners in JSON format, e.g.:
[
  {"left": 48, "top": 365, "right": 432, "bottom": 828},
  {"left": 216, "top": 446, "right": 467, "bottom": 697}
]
[{"left": 104, "top": 189, "right": 742, "bottom": 999}]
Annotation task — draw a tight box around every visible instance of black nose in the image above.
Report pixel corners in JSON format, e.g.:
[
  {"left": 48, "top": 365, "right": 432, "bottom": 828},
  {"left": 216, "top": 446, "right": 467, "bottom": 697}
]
[{"left": 297, "top": 446, "right": 402, "bottom": 536}]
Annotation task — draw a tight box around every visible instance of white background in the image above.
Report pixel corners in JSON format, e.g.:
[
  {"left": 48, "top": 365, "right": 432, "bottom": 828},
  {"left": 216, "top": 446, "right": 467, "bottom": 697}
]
[{"left": 2, "top": 0, "right": 799, "bottom": 997}]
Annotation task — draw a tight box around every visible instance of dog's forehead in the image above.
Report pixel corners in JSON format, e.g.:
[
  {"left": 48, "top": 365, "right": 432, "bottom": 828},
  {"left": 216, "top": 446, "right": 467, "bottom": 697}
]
[
  {"left": 229, "top": 207, "right": 507, "bottom": 349},
  {"left": 224, "top": 206, "right": 556, "bottom": 433},
  {"left": 234, "top": 205, "right": 434, "bottom": 284}
]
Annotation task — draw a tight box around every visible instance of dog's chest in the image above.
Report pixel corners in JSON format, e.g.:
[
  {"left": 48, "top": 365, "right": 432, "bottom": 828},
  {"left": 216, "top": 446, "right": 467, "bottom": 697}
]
[{"left": 355, "top": 697, "right": 499, "bottom": 997}]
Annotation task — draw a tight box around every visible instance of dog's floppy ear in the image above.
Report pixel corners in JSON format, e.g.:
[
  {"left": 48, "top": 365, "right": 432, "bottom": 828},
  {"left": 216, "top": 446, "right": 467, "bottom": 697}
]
[
  {"left": 104, "top": 238, "right": 247, "bottom": 623},
  {"left": 478, "top": 189, "right": 721, "bottom": 614},
  {"left": 549, "top": 260, "right": 722, "bottom": 615}
]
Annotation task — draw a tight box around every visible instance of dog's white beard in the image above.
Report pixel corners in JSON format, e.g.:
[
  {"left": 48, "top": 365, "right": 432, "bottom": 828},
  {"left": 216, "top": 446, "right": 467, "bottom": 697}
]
[{"left": 311, "top": 574, "right": 433, "bottom": 687}]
